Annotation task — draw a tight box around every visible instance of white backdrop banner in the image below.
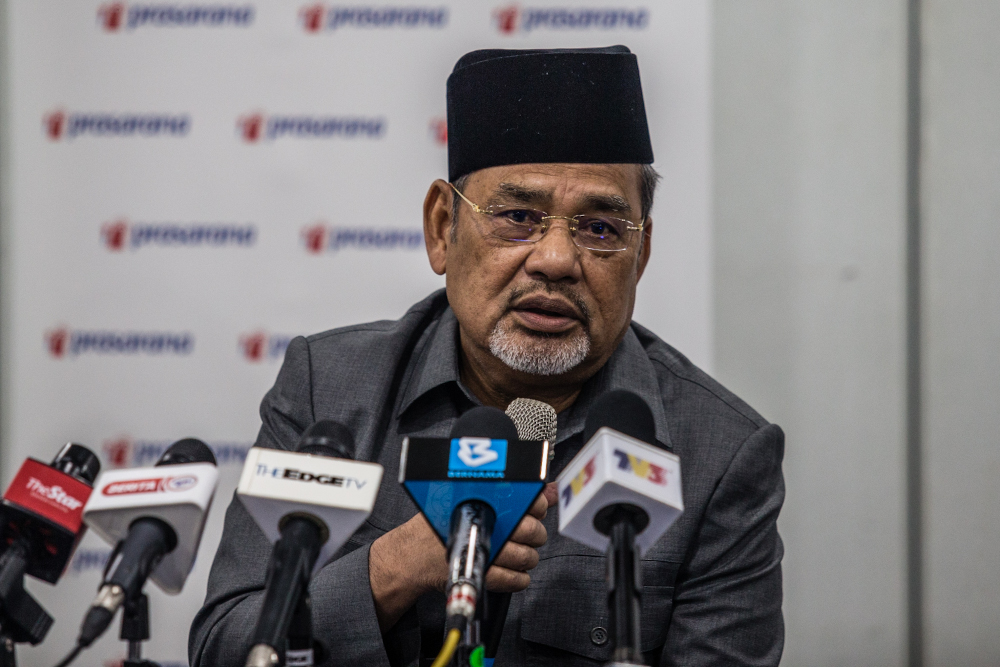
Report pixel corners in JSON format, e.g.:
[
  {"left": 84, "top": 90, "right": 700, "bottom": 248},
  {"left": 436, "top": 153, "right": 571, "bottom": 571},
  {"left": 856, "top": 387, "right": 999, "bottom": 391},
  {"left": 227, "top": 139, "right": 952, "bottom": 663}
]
[{"left": 1, "top": 1, "right": 710, "bottom": 665}]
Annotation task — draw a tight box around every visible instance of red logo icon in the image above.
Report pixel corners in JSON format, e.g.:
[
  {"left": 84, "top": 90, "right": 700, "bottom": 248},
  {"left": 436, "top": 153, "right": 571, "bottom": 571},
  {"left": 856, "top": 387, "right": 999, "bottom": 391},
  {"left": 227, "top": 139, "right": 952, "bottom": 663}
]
[
  {"left": 301, "top": 224, "right": 328, "bottom": 254},
  {"left": 103, "top": 437, "right": 132, "bottom": 469},
  {"left": 301, "top": 4, "right": 325, "bottom": 32},
  {"left": 102, "top": 220, "right": 128, "bottom": 251},
  {"left": 240, "top": 331, "right": 266, "bottom": 361},
  {"left": 98, "top": 3, "right": 126, "bottom": 31},
  {"left": 493, "top": 5, "right": 519, "bottom": 33},
  {"left": 237, "top": 113, "right": 264, "bottom": 142},
  {"left": 429, "top": 118, "right": 447, "bottom": 146},
  {"left": 46, "top": 327, "right": 69, "bottom": 358},
  {"left": 44, "top": 110, "right": 66, "bottom": 140}
]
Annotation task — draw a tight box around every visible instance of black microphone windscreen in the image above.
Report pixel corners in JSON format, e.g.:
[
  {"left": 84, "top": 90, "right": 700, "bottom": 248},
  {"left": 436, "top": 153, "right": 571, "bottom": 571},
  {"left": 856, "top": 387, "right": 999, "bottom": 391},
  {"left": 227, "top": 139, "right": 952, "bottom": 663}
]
[
  {"left": 51, "top": 442, "right": 101, "bottom": 484},
  {"left": 297, "top": 420, "right": 354, "bottom": 459},
  {"left": 450, "top": 406, "right": 519, "bottom": 442},
  {"left": 156, "top": 438, "right": 217, "bottom": 467},
  {"left": 583, "top": 390, "right": 656, "bottom": 445}
]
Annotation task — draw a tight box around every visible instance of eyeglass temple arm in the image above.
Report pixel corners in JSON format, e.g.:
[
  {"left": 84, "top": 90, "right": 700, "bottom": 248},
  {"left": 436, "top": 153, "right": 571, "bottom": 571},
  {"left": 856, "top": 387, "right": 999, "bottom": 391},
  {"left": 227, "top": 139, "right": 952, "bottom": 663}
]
[{"left": 448, "top": 182, "right": 487, "bottom": 214}]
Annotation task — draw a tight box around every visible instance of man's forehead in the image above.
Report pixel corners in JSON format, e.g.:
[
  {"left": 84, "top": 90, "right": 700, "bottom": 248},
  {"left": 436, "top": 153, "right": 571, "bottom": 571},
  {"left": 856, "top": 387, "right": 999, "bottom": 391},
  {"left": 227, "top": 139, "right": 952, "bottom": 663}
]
[{"left": 470, "top": 163, "right": 640, "bottom": 206}]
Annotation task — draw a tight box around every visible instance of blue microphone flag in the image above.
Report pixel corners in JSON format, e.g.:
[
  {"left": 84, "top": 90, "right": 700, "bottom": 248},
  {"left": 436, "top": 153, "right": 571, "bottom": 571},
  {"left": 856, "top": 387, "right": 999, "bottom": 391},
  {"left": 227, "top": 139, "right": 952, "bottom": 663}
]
[{"left": 399, "top": 436, "right": 548, "bottom": 566}]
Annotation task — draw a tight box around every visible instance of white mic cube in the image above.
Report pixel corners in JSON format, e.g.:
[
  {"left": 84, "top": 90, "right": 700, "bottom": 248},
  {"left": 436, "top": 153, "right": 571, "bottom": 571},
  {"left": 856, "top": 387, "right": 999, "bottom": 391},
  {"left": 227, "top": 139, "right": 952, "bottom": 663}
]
[
  {"left": 237, "top": 448, "right": 383, "bottom": 575},
  {"left": 556, "top": 427, "right": 683, "bottom": 555},
  {"left": 83, "top": 462, "right": 219, "bottom": 594}
]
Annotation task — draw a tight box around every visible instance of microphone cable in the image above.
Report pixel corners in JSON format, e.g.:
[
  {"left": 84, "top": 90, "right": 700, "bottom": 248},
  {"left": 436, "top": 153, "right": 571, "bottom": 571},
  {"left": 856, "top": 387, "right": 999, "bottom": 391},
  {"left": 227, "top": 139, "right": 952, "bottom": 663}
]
[
  {"left": 52, "top": 645, "right": 82, "bottom": 667},
  {"left": 430, "top": 627, "right": 461, "bottom": 667}
]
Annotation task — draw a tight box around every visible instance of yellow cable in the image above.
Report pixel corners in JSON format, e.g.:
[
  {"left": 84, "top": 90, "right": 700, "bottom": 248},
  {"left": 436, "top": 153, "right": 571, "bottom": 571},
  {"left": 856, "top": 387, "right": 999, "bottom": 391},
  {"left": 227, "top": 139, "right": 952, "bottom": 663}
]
[{"left": 431, "top": 628, "right": 462, "bottom": 667}]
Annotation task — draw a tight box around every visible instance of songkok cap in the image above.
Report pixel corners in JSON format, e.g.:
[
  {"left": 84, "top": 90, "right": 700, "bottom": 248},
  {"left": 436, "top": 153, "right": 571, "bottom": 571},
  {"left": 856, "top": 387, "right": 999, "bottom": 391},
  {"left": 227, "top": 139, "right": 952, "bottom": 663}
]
[{"left": 446, "top": 45, "right": 654, "bottom": 182}]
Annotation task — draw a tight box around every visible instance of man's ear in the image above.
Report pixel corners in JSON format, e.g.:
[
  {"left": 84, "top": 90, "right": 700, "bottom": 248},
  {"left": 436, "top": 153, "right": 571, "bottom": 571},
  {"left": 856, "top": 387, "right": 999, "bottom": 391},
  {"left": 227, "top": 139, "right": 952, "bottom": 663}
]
[
  {"left": 636, "top": 217, "right": 652, "bottom": 282},
  {"left": 423, "top": 179, "right": 452, "bottom": 275}
]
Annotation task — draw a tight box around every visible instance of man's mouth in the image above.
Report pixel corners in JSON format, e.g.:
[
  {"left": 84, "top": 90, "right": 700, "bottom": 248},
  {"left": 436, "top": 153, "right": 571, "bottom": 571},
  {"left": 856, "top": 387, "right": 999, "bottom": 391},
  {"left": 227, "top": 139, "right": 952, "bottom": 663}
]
[{"left": 509, "top": 295, "right": 583, "bottom": 334}]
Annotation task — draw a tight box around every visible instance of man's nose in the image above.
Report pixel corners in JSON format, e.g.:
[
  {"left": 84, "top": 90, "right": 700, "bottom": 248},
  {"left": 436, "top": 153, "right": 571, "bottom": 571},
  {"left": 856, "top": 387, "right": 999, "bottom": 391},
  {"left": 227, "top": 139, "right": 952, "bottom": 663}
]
[{"left": 523, "top": 219, "right": 583, "bottom": 282}]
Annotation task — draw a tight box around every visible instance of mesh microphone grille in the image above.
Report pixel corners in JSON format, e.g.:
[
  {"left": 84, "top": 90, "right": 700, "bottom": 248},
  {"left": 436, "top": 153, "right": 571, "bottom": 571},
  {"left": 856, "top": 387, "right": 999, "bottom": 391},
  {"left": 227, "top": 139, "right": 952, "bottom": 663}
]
[{"left": 505, "top": 398, "right": 557, "bottom": 441}]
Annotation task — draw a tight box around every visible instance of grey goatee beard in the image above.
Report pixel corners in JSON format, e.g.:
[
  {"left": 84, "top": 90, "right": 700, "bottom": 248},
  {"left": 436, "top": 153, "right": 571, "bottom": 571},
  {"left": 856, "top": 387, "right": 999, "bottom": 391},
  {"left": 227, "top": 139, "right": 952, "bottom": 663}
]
[{"left": 488, "top": 317, "right": 590, "bottom": 376}]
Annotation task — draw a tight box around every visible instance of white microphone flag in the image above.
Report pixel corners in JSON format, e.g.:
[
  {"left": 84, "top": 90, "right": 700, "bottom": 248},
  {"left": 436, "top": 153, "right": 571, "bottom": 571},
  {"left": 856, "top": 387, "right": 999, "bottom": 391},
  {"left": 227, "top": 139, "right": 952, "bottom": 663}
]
[
  {"left": 83, "top": 462, "right": 219, "bottom": 594},
  {"left": 556, "top": 427, "right": 683, "bottom": 555},
  {"left": 237, "top": 447, "right": 383, "bottom": 575}
]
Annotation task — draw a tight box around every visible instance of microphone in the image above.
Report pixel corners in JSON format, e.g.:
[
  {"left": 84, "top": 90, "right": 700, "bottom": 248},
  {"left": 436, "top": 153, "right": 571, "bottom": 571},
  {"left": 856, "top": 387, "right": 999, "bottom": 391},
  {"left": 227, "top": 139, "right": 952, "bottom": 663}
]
[
  {"left": 239, "top": 420, "right": 384, "bottom": 667},
  {"left": 399, "top": 407, "right": 549, "bottom": 639},
  {"left": 482, "top": 398, "right": 557, "bottom": 659},
  {"left": 505, "top": 398, "right": 558, "bottom": 445},
  {"left": 442, "top": 408, "right": 516, "bottom": 629},
  {"left": 0, "top": 443, "right": 100, "bottom": 646},
  {"left": 556, "top": 390, "right": 683, "bottom": 664},
  {"left": 74, "top": 438, "right": 219, "bottom": 650}
]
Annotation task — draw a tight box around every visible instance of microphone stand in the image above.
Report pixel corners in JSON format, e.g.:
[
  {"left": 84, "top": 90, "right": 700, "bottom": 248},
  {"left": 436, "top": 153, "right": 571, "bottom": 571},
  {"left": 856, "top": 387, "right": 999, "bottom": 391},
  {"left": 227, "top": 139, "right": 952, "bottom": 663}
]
[
  {"left": 120, "top": 592, "right": 159, "bottom": 667},
  {"left": 595, "top": 504, "right": 649, "bottom": 667},
  {"left": 0, "top": 538, "right": 54, "bottom": 667}
]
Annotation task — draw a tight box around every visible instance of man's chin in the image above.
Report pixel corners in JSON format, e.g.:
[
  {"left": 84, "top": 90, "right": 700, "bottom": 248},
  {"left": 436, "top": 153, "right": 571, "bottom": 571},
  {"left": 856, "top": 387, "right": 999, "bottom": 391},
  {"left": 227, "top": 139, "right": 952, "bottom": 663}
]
[{"left": 488, "top": 321, "right": 591, "bottom": 377}]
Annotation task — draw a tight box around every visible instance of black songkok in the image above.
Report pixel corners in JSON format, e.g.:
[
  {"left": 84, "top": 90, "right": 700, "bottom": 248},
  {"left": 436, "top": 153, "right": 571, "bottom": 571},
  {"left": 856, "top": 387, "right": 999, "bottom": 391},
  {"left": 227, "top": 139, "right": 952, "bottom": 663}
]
[{"left": 446, "top": 45, "right": 654, "bottom": 182}]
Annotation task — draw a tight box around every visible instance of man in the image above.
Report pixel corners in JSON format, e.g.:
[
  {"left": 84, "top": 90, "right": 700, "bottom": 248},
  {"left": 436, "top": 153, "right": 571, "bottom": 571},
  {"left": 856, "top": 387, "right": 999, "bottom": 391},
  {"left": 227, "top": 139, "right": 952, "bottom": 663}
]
[{"left": 190, "top": 46, "right": 784, "bottom": 666}]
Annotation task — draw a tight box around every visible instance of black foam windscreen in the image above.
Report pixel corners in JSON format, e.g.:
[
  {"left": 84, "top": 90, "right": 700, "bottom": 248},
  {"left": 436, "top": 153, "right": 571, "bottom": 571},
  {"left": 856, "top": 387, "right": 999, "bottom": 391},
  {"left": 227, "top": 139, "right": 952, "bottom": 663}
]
[
  {"left": 297, "top": 420, "right": 354, "bottom": 459},
  {"left": 450, "top": 406, "right": 519, "bottom": 442},
  {"left": 157, "top": 438, "right": 217, "bottom": 467},
  {"left": 583, "top": 390, "right": 656, "bottom": 445},
  {"left": 51, "top": 442, "right": 101, "bottom": 484}
]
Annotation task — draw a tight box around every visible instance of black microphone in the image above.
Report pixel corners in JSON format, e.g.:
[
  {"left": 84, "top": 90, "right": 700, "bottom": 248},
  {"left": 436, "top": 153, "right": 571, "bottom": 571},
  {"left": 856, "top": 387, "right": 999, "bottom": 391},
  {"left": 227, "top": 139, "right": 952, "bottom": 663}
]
[
  {"left": 0, "top": 443, "right": 100, "bottom": 648},
  {"left": 568, "top": 390, "right": 681, "bottom": 665},
  {"left": 76, "top": 438, "right": 217, "bottom": 650},
  {"left": 442, "top": 408, "right": 518, "bottom": 631},
  {"left": 399, "top": 405, "right": 548, "bottom": 663},
  {"left": 245, "top": 420, "right": 358, "bottom": 667}
]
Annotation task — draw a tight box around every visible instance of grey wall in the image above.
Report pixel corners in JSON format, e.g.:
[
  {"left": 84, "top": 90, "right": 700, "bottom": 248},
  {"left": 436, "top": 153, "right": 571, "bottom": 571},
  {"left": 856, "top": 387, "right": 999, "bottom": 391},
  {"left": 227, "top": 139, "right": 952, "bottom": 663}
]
[
  {"left": 923, "top": 2, "right": 1000, "bottom": 665},
  {"left": 713, "top": 1, "right": 909, "bottom": 665},
  {"left": 713, "top": 1, "right": 1000, "bottom": 665}
]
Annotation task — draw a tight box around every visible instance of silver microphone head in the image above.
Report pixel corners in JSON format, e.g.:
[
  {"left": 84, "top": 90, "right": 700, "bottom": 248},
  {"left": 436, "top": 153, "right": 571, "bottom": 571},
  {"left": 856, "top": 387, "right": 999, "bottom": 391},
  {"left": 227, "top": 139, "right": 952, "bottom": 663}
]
[{"left": 505, "top": 398, "right": 557, "bottom": 442}]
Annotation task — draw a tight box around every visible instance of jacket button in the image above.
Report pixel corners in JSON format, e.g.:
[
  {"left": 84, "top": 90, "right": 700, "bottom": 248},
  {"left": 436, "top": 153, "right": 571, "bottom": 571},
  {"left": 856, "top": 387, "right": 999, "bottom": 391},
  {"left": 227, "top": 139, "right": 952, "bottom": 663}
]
[{"left": 590, "top": 626, "right": 609, "bottom": 646}]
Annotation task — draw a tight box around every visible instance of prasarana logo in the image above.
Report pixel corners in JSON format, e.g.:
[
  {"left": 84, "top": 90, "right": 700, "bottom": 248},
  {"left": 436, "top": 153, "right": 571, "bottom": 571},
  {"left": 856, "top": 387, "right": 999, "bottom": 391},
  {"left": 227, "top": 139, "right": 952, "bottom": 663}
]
[
  {"left": 428, "top": 117, "right": 447, "bottom": 146},
  {"left": 237, "top": 112, "right": 384, "bottom": 142},
  {"left": 101, "top": 219, "right": 256, "bottom": 251},
  {"left": 239, "top": 331, "right": 294, "bottom": 362},
  {"left": 102, "top": 436, "right": 251, "bottom": 469},
  {"left": 43, "top": 109, "right": 190, "bottom": 140},
  {"left": 299, "top": 5, "right": 447, "bottom": 32},
  {"left": 301, "top": 224, "right": 423, "bottom": 254},
  {"left": 98, "top": 3, "right": 254, "bottom": 31},
  {"left": 45, "top": 327, "right": 194, "bottom": 358},
  {"left": 492, "top": 5, "right": 648, "bottom": 33}
]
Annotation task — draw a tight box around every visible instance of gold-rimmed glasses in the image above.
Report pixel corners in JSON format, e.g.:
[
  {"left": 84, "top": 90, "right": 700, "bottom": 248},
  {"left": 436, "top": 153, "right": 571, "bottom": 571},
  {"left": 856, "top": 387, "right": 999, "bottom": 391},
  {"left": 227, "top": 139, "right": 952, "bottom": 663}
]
[{"left": 449, "top": 182, "right": 644, "bottom": 253}]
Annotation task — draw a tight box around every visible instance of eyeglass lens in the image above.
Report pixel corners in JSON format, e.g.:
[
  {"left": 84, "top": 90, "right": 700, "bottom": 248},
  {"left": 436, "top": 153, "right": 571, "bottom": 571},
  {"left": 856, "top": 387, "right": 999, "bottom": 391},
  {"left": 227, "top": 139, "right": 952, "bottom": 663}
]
[{"left": 484, "top": 207, "right": 633, "bottom": 251}]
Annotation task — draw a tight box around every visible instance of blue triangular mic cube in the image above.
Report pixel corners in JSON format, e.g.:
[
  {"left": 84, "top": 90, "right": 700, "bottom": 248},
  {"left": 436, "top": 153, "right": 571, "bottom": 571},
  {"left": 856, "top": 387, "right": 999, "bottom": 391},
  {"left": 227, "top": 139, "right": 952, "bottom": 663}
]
[{"left": 399, "top": 436, "right": 549, "bottom": 565}]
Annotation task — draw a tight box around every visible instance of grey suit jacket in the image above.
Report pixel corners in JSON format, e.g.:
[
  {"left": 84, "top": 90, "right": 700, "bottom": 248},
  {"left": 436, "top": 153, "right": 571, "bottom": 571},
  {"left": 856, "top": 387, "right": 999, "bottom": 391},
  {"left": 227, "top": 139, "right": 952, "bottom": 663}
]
[{"left": 189, "top": 290, "right": 784, "bottom": 666}]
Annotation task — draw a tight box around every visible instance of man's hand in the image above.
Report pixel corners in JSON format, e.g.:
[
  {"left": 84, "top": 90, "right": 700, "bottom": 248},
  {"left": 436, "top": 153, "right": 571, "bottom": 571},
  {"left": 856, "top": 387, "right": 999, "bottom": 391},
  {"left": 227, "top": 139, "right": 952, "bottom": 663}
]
[
  {"left": 369, "top": 484, "right": 555, "bottom": 632},
  {"left": 485, "top": 482, "right": 556, "bottom": 592}
]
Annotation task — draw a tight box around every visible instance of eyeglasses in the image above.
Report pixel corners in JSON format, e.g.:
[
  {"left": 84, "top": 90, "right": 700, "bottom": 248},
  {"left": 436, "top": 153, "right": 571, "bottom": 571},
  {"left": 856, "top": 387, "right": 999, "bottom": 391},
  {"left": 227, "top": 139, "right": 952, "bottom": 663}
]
[{"left": 449, "top": 183, "right": 644, "bottom": 253}]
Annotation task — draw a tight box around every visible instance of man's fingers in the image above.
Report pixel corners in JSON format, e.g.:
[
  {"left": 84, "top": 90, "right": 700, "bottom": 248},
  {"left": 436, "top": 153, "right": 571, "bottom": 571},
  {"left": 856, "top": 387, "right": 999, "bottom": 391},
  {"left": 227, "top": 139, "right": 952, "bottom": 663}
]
[
  {"left": 527, "top": 491, "right": 548, "bottom": 520},
  {"left": 492, "top": 540, "right": 540, "bottom": 573},
  {"left": 508, "top": 515, "right": 547, "bottom": 549},
  {"left": 485, "top": 566, "right": 531, "bottom": 593},
  {"left": 542, "top": 481, "right": 559, "bottom": 509}
]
